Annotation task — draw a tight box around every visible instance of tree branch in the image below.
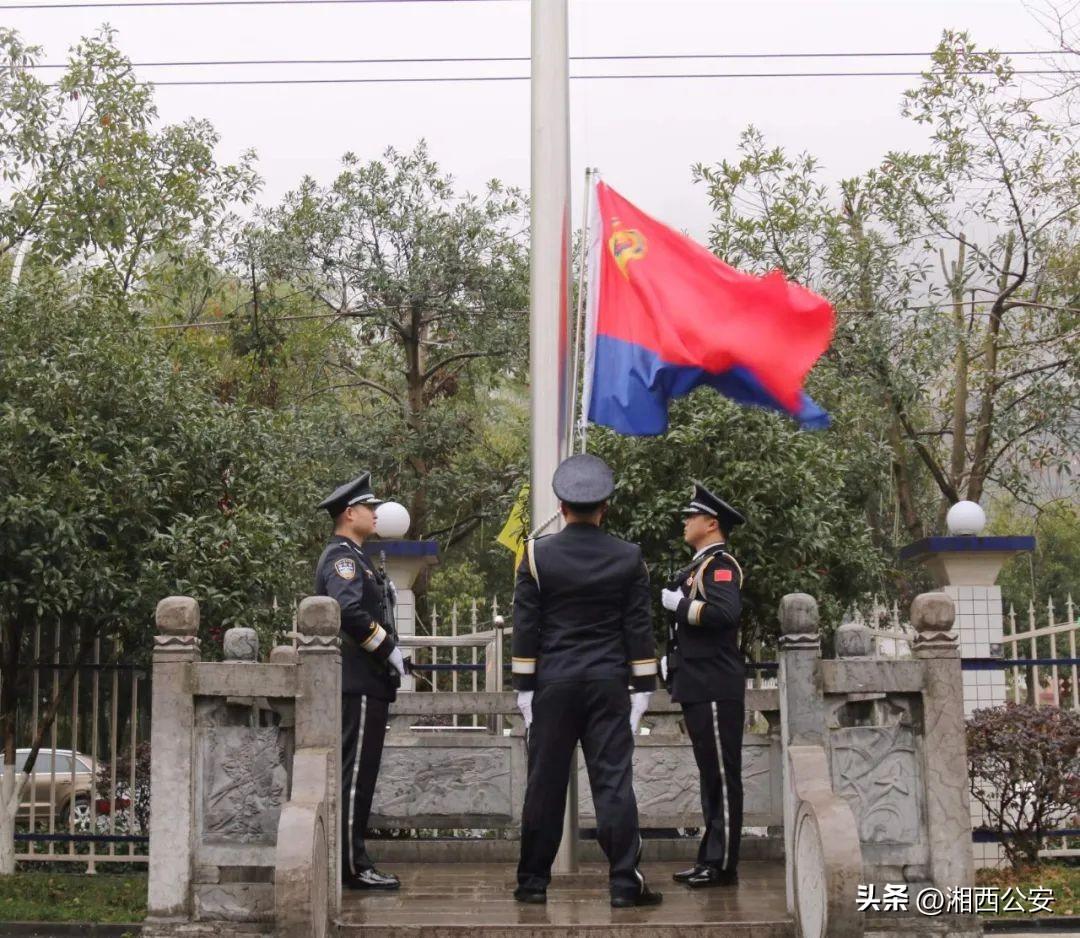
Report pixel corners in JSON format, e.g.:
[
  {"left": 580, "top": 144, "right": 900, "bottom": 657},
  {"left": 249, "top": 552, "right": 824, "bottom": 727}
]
[
  {"left": 297, "top": 379, "right": 402, "bottom": 405},
  {"left": 421, "top": 350, "right": 498, "bottom": 383}
]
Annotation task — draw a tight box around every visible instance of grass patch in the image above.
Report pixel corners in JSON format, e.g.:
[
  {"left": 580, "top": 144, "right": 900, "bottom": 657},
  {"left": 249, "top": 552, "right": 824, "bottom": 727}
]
[
  {"left": 976, "top": 862, "right": 1079, "bottom": 917},
  {"left": 0, "top": 871, "right": 146, "bottom": 923}
]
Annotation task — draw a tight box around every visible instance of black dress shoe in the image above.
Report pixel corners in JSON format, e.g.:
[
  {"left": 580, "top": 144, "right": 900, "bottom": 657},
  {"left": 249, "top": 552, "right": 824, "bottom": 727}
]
[
  {"left": 343, "top": 867, "right": 401, "bottom": 890},
  {"left": 513, "top": 886, "right": 547, "bottom": 904},
  {"left": 685, "top": 867, "right": 738, "bottom": 888},
  {"left": 673, "top": 865, "right": 708, "bottom": 883},
  {"left": 611, "top": 887, "right": 663, "bottom": 908}
]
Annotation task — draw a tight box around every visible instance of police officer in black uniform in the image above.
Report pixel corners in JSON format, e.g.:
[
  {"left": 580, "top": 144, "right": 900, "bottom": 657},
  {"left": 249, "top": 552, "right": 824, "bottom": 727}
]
[
  {"left": 511, "top": 454, "right": 663, "bottom": 909},
  {"left": 660, "top": 481, "right": 746, "bottom": 888},
  {"left": 314, "top": 472, "right": 407, "bottom": 891}
]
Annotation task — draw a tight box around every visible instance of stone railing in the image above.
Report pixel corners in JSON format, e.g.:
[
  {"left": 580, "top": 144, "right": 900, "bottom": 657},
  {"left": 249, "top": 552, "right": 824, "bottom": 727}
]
[
  {"left": 144, "top": 595, "right": 341, "bottom": 938},
  {"left": 143, "top": 588, "right": 981, "bottom": 938},
  {"left": 369, "top": 687, "right": 784, "bottom": 835},
  {"left": 779, "top": 591, "right": 980, "bottom": 938}
]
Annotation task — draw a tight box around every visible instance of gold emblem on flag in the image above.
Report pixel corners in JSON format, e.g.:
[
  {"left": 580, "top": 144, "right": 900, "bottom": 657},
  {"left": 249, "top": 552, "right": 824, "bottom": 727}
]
[{"left": 608, "top": 219, "right": 647, "bottom": 279}]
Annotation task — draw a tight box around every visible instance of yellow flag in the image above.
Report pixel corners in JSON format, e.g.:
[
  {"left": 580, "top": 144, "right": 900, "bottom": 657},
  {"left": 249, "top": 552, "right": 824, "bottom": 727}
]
[{"left": 496, "top": 484, "right": 530, "bottom": 570}]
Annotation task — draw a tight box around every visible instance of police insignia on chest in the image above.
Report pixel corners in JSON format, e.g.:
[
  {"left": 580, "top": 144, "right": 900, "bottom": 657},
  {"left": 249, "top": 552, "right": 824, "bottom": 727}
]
[{"left": 334, "top": 557, "right": 356, "bottom": 580}]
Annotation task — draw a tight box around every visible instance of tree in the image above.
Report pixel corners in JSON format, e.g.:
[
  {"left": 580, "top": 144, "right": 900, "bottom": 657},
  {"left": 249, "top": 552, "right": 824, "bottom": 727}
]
[
  {"left": 694, "top": 33, "right": 1080, "bottom": 544},
  {"left": 591, "top": 392, "right": 888, "bottom": 650},
  {"left": 0, "top": 277, "right": 359, "bottom": 872},
  {"left": 0, "top": 27, "right": 259, "bottom": 300},
  {"left": 994, "top": 499, "right": 1080, "bottom": 614},
  {"left": 256, "top": 142, "right": 530, "bottom": 579}
]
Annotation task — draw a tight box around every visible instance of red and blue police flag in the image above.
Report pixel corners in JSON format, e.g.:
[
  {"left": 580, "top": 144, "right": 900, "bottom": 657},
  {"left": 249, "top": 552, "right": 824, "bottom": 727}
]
[{"left": 581, "top": 181, "right": 835, "bottom": 435}]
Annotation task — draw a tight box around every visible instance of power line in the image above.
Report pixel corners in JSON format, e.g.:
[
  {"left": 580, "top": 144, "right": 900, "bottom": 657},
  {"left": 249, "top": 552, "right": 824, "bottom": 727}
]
[
  {"left": 2, "top": 0, "right": 520, "bottom": 7},
  {"left": 98, "top": 69, "right": 1080, "bottom": 87},
  {"left": 18, "top": 50, "right": 1076, "bottom": 68}
]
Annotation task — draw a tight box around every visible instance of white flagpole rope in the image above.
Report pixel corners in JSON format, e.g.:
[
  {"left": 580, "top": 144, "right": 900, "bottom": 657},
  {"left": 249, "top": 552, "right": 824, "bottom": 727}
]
[
  {"left": 578, "top": 170, "right": 602, "bottom": 455},
  {"left": 568, "top": 166, "right": 595, "bottom": 456}
]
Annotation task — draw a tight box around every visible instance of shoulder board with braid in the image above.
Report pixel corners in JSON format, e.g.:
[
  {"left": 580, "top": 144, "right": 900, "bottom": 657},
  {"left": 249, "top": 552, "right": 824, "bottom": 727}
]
[{"left": 690, "top": 550, "right": 744, "bottom": 598}]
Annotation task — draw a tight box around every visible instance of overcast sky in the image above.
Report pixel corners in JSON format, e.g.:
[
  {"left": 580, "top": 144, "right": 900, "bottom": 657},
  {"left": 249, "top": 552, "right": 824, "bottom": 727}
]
[{"left": 7, "top": 0, "right": 1060, "bottom": 238}]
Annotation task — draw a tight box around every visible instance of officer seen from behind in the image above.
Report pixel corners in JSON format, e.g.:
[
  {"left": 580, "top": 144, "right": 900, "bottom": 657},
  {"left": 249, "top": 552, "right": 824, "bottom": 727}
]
[{"left": 512, "top": 454, "right": 662, "bottom": 909}]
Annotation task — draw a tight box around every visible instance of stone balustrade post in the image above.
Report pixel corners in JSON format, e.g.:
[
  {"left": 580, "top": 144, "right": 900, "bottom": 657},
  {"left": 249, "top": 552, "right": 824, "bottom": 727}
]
[
  {"left": 777, "top": 593, "right": 825, "bottom": 913},
  {"left": 293, "top": 596, "right": 342, "bottom": 918},
  {"left": 147, "top": 596, "right": 201, "bottom": 922},
  {"left": 911, "top": 591, "right": 975, "bottom": 891}
]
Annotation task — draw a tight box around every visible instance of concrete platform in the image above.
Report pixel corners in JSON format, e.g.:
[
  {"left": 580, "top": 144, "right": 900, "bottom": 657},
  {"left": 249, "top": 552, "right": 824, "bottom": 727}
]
[{"left": 337, "top": 860, "right": 795, "bottom": 937}]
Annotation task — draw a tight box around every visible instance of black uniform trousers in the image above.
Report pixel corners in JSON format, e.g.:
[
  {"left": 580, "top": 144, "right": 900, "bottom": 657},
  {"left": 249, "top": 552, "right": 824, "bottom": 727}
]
[
  {"left": 341, "top": 693, "right": 390, "bottom": 877},
  {"left": 681, "top": 699, "right": 744, "bottom": 872},
  {"left": 518, "top": 679, "right": 645, "bottom": 899}
]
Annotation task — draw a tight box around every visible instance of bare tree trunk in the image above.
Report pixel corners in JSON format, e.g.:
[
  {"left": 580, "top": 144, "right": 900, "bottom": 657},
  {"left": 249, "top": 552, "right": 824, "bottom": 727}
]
[
  {"left": 847, "top": 203, "right": 928, "bottom": 544},
  {"left": 967, "top": 235, "right": 1014, "bottom": 504},
  {"left": 403, "top": 304, "right": 429, "bottom": 541},
  {"left": 0, "top": 619, "right": 23, "bottom": 875},
  {"left": 888, "top": 417, "right": 926, "bottom": 542},
  {"left": 1, "top": 619, "right": 22, "bottom": 771},
  {"left": 0, "top": 769, "right": 29, "bottom": 875},
  {"left": 938, "top": 242, "right": 969, "bottom": 533}
]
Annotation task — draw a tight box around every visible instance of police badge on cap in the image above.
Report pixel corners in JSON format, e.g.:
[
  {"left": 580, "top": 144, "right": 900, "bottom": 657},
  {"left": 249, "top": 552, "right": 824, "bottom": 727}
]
[
  {"left": 552, "top": 454, "right": 615, "bottom": 506},
  {"left": 681, "top": 481, "right": 746, "bottom": 533},
  {"left": 317, "top": 471, "right": 384, "bottom": 518}
]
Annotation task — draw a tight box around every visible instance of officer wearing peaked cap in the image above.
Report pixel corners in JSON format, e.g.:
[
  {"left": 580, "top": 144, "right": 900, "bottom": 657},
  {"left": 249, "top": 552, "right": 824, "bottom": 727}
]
[
  {"left": 660, "top": 481, "right": 747, "bottom": 889},
  {"left": 512, "top": 454, "right": 663, "bottom": 909},
  {"left": 314, "top": 472, "right": 406, "bottom": 891}
]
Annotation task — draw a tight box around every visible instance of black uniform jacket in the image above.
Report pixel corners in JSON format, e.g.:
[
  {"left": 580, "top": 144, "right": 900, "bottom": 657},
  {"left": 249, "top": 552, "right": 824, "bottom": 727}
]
[
  {"left": 666, "top": 542, "right": 745, "bottom": 704},
  {"left": 511, "top": 522, "right": 658, "bottom": 693},
  {"left": 314, "top": 536, "right": 398, "bottom": 700}
]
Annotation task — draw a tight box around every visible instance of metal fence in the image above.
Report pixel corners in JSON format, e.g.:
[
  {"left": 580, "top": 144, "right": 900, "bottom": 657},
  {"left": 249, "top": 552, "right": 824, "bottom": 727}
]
[
  {"left": 1, "top": 624, "right": 149, "bottom": 869},
  {"left": 854, "top": 597, "right": 915, "bottom": 659},
  {"left": 1001, "top": 595, "right": 1080, "bottom": 860},
  {"left": 6, "top": 590, "right": 1076, "bottom": 868},
  {"left": 402, "top": 599, "right": 505, "bottom": 730},
  {"left": 1004, "top": 595, "right": 1080, "bottom": 710}
]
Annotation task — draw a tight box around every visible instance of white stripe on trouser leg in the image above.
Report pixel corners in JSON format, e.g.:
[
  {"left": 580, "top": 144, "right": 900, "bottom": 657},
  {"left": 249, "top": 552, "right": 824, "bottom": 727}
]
[
  {"left": 711, "top": 702, "right": 731, "bottom": 871},
  {"left": 347, "top": 695, "right": 367, "bottom": 877},
  {"left": 634, "top": 832, "right": 644, "bottom": 892}
]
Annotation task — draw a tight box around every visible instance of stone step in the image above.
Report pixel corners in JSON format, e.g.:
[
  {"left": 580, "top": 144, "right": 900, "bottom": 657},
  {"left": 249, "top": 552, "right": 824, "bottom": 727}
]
[
  {"left": 337, "top": 860, "right": 795, "bottom": 938},
  {"left": 338, "top": 921, "right": 795, "bottom": 937},
  {"left": 370, "top": 834, "right": 784, "bottom": 864}
]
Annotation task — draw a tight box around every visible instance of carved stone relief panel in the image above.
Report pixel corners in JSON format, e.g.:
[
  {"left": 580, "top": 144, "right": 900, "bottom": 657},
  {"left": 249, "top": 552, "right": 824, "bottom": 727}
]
[
  {"left": 200, "top": 726, "right": 288, "bottom": 846},
  {"left": 578, "top": 741, "right": 778, "bottom": 824},
  {"left": 580, "top": 745, "right": 700, "bottom": 822},
  {"left": 828, "top": 699, "right": 924, "bottom": 847},
  {"left": 372, "top": 746, "right": 512, "bottom": 819}
]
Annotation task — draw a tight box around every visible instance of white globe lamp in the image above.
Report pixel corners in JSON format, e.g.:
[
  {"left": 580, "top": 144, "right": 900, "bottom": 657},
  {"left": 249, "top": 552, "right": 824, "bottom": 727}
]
[
  {"left": 946, "top": 501, "right": 987, "bottom": 536},
  {"left": 375, "top": 501, "right": 411, "bottom": 539}
]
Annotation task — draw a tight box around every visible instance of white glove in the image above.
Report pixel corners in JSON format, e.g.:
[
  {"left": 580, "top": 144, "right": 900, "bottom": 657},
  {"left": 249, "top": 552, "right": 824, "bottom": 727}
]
[
  {"left": 629, "top": 691, "right": 651, "bottom": 734},
  {"left": 388, "top": 646, "right": 407, "bottom": 677},
  {"left": 517, "top": 690, "right": 534, "bottom": 728},
  {"left": 661, "top": 588, "right": 682, "bottom": 612},
  {"left": 660, "top": 655, "right": 668, "bottom": 682}
]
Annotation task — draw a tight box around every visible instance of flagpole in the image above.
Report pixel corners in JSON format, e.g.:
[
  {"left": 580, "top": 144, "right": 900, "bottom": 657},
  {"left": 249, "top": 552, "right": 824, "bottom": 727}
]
[
  {"left": 530, "top": 0, "right": 577, "bottom": 874},
  {"left": 568, "top": 167, "right": 595, "bottom": 456}
]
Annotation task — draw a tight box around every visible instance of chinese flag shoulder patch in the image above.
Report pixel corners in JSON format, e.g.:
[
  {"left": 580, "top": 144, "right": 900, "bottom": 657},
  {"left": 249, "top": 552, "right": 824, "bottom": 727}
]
[{"left": 714, "top": 568, "right": 733, "bottom": 583}]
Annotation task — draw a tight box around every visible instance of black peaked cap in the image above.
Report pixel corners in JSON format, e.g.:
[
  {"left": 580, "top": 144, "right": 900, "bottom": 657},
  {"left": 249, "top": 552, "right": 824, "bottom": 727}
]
[
  {"left": 317, "top": 471, "right": 384, "bottom": 517},
  {"left": 681, "top": 480, "right": 746, "bottom": 531}
]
